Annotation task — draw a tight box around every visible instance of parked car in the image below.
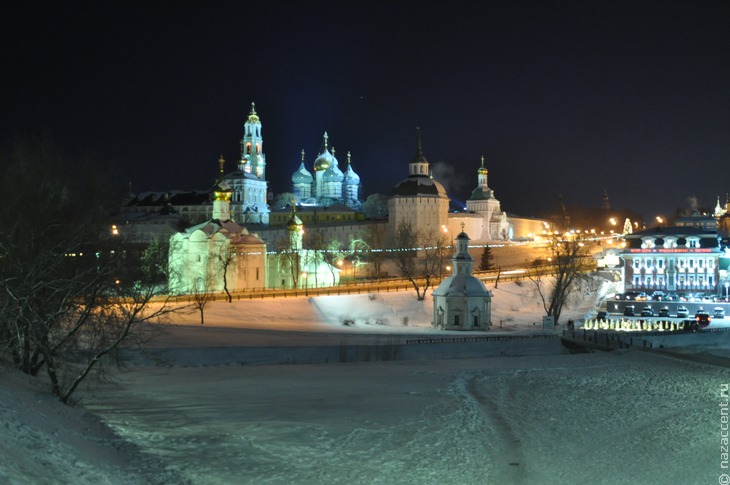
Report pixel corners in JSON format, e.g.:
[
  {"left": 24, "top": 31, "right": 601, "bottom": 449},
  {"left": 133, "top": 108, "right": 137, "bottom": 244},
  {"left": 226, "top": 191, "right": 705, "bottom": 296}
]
[
  {"left": 658, "top": 307, "right": 670, "bottom": 317},
  {"left": 640, "top": 307, "right": 654, "bottom": 317},
  {"left": 623, "top": 305, "right": 636, "bottom": 316},
  {"left": 596, "top": 311, "right": 608, "bottom": 321},
  {"left": 623, "top": 291, "right": 647, "bottom": 301},
  {"left": 713, "top": 307, "right": 725, "bottom": 319},
  {"left": 665, "top": 293, "right": 679, "bottom": 302},
  {"left": 651, "top": 291, "right": 665, "bottom": 301},
  {"left": 676, "top": 306, "right": 689, "bottom": 318},
  {"left": 695, "top": 311, "right": 711, "bottom": 328}
]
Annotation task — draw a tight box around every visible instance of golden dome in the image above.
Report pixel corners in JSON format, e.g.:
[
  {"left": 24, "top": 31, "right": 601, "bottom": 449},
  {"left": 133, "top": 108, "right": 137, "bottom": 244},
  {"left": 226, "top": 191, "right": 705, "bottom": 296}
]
[{"left": 477, "top": 155, "right": 488, "bottom": 174}]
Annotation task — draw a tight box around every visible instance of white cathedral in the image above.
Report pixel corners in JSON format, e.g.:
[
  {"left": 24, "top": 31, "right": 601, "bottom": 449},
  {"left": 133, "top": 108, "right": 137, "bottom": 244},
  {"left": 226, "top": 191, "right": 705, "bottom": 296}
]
[
  {"left": 220, "top": 103, "right": 271, "bottom": 225},
  {"left": 291, "top": 132, "right": 362, "bottom": 210}
]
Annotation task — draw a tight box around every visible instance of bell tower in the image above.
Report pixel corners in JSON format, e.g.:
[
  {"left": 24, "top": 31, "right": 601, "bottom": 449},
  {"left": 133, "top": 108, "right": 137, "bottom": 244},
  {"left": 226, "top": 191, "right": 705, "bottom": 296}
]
[{"left": 239, "top": 102, "right": 266, "bottom": 179}]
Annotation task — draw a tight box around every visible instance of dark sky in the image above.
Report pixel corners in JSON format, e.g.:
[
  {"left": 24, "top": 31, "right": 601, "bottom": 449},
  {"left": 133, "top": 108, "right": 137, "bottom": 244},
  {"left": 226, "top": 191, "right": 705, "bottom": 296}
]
[{"left": 3, "top": 1, "right": 729, "bottom": 220}]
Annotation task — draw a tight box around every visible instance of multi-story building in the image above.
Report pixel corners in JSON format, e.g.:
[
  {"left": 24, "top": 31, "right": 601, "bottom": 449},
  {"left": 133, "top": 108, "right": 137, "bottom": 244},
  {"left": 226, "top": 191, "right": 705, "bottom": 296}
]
[{"left": 620, "top": 226, "right": 724, "bottom": 295}]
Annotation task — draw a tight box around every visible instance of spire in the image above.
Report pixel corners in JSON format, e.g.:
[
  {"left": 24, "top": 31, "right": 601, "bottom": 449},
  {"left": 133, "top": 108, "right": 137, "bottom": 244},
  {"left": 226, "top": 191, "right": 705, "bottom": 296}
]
[
  {"left": 414, "top": 126, "right": 425, "bottom": 162},
  {"left": 409, "top": 126, "right": 430, "bottom": 176},
  {"left": 470, "top": 155, "right": 491, "bottom": 200},
  {"left": 286, "top": 205, "right": 304, "bottom": 251},
  {"left": 601, "top": 189, "right": 611, "bottom": 210},
  {"left": 476, "top": 155, "right": 488, "bottom": 175},
  {"left": 323, "top": 132, "right": 329, "bottom": 152},
  {"left": 452, "top": 230, "right": 474, "bottom": 276},
  {"left": 347, "top": 151, "right": 351, "bottom": 166},
  {"left": 218, "top": 155, "right": 225, "bottom": 176},
  {"left": 247, "top": 101, "right": 260, "bottom": 123},
  {"left": 715, "top": 196, "right": 725, "bottom": 217},
  {"left": 301, "top": 149, "right": 305, "bottom": 163}
]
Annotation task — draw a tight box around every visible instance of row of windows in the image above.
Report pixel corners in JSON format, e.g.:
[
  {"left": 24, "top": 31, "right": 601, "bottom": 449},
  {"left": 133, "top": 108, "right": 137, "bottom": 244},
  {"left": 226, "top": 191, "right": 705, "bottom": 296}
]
[
  {"left": 631, "top": 274, "right": 716, "bottom": 288},
  {"left": 269, "top": 214, "right": 357, "bottom": 224},
  {"left": 632, "top": 258, "right": 715, "bottom": 270},
  {"left": 640, "top": 237, "right": 701, "bottom": 249}
]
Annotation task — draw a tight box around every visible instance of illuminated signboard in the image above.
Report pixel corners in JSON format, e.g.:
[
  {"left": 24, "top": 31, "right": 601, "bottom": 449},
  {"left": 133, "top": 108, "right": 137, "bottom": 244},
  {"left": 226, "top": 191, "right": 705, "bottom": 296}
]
[{"left": 628, "top": 248, "right": 713, "bottom": 253}]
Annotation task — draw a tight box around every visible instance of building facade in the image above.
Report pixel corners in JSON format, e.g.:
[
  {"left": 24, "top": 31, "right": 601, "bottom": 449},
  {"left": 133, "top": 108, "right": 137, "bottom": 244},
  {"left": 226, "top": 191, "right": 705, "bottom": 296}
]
[
  {"left": 432, "top": 230, "right": 492, "bottom": 330},
  {"left": 388, "top": 128, "right": 450, "bottom": 242},
  {"left": 620, "top": 226, "right": 723, "bottom": 295},
  {"left": 168, "top": 182, "right": 267, "bottom": 295},
  {"left": 462, "top": 156, "right": 511, "bottom": 240}
]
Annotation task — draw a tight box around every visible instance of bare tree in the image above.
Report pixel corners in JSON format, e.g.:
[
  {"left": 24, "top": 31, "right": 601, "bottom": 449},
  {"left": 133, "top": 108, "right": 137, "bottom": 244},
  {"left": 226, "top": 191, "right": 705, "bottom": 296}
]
[
  {"left": 0, "top": 136, "right": 177, "bottom": 404},
  {"left": 527, "top": 235, "right": 595, "bottom": 324},
  {"left": 360, "top": 223, "right": 388, "bottom": 278},
  {"left": 274, "top": 237, "right": 301, "bottom": 289},
  {"left": 191, "top": 272, "right": 215, "bottom": 324},
  {"left": 388, "top": 222, "right": 446, "bottom": 300},
  {"left": 215, "top": 241, "right": 235, "bottom": 303},
  {"left": 307, "top": 231, "right": 346, "bottom": 284}
]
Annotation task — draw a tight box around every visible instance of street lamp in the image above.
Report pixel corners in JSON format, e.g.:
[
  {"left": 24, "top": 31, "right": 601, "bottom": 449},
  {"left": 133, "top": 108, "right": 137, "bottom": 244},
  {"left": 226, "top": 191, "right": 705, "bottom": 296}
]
[
  {"left": 656, "top": 216, "right": 664, "bottom": 227},
  {"left": 302, "top": 272, "right": 308, "bottom": 296},
  {"left": 725, "top": 281, "right": 729, "bottom": 301}
]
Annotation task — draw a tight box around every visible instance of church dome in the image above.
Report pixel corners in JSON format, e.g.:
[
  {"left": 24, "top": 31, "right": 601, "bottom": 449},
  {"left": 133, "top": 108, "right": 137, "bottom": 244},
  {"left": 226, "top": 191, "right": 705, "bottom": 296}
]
[
  {"left": 292, "top": 161, "right": 313, "bottom": 184},
  {"left": 323, "top": 160, "right": 344, "bottom": 182},
  {"left": 391, "top": 176, "right": 448, "bottom": 198},
  {"left": 286, "top": 212, "right": 303, "bottom": 230},
  {"left": 391, "top": 127, "right": 448, "bottom": 199},
  {"left": 469, "top": 186, "right": 493, "bottom": 200},
  {"left": 314, "top": 150, "right": 332, "bottom": 172},
  {"left": 313, "top": 132, "right": 334, "bottom": 172},
  {"left": 343, "top": 152, "right": 360, "bottom": 185},
  {"left": 213, "top": 180, "right": 232, "bottom": 201},
  {"left": 433, "top": 274, "right": 489, "bottom": 296},
  {"left": 432, "top": 274, "right": 490, "bottom": 297},
  {"left": 344, "top": 168, "right": 360, "bottom": 185}
]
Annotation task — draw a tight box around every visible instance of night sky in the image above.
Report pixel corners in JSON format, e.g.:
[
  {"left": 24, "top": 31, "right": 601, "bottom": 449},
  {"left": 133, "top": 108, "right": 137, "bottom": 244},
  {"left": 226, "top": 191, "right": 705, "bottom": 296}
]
[{"left": 3, "top": 1, "right": 729, "bottom": 220}]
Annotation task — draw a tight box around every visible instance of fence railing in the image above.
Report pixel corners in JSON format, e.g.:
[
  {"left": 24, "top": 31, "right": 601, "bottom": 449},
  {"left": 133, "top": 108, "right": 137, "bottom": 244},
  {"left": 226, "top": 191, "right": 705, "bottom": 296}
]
[
  {"left": 163, "top": 270, "right": 532, "bottom": 303},
  {"left": 561, "top": 326, "right": 730, "bottom": 350},
  {"left": 406, "top": 334, "right": 558, "bottom": 345}
]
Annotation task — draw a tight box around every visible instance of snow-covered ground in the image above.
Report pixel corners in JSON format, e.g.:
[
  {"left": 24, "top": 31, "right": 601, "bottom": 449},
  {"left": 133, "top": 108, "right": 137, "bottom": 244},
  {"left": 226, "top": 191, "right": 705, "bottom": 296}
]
[{"left": 2, "top": 281, "right": 729, "bottom": 484}]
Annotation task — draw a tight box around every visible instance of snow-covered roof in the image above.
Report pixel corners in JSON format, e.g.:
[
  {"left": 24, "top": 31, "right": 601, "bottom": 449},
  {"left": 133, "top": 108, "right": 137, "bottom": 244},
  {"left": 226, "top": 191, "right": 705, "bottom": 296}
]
[{"left": 432, "top": 274, "right": 490, "bottom": 297}]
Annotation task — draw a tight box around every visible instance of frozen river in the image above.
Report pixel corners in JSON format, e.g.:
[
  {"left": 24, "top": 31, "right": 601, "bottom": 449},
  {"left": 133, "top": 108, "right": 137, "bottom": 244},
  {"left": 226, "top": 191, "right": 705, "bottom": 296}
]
[{"left": 82, "top": 346, "right": 726, "bottom": 484}]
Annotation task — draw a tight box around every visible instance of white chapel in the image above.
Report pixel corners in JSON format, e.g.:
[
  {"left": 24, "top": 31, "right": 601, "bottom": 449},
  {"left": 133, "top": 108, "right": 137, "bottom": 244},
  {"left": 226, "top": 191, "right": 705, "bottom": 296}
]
[{"left": 432, "top": 230, "right": 492, "bottom": 331}]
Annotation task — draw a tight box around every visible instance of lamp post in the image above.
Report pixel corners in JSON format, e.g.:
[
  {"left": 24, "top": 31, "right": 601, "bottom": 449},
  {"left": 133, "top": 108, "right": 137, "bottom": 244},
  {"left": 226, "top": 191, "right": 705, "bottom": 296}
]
[
  {"left": 725, "top": 281, "right": 729, "bottom": 302},
  {"left": 302, "top": 272, "right": 308, "bottom": 296}
]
